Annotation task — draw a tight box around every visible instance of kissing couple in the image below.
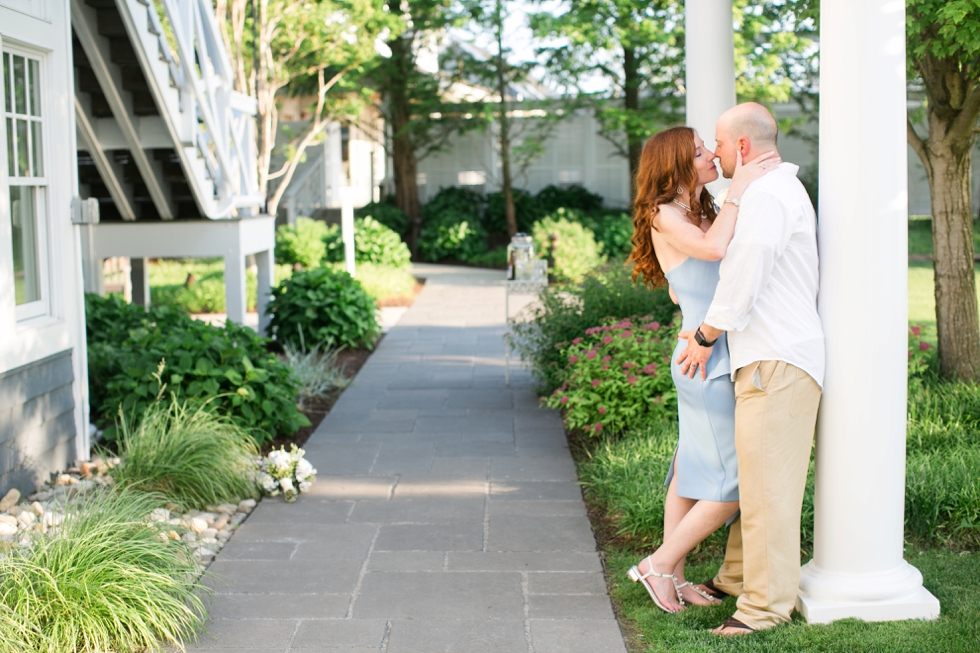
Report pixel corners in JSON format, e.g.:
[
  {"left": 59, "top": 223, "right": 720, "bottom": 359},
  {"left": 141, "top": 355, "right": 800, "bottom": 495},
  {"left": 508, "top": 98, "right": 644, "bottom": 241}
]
[{"left": 625, "top": 102, "right": 825, "bottom": 636}]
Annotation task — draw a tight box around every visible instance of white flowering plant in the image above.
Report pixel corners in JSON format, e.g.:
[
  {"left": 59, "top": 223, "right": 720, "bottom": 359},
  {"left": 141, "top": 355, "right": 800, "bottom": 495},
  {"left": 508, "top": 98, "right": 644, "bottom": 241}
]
[{"left": 256, "top": 444, "right": 317, "bottom": 502}]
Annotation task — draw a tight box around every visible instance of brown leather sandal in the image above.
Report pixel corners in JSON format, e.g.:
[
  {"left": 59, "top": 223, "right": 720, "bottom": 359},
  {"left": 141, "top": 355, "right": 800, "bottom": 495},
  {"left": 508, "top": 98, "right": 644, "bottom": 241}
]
[
  {"left": 717, "top": 617, "right": 755, "bottom": 635},
  {"left": 699, "top": 578, "right": 730, "bottom": 600}
]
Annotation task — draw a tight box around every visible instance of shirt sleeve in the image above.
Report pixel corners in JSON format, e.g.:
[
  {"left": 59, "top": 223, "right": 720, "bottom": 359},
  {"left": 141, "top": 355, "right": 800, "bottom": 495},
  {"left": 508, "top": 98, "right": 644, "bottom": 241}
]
[{"left": 703, "top": 190, "right": 793, "bottom": 332}]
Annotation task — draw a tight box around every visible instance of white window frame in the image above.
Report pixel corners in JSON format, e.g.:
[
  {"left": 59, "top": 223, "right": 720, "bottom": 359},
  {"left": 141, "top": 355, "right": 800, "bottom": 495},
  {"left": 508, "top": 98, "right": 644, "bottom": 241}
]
[{"left": 0, "top": 37, "right": 51, "bottom": 322}]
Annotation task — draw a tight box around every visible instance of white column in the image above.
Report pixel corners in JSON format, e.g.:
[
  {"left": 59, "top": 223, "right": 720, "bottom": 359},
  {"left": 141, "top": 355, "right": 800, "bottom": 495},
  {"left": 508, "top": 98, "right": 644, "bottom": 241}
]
[
  {"left": 255, "top": 248, "right": 274, "bottom": 336},
  {"left": 685, "top": 0, "right": 735, "bottom": 195},
  {"left": 797, "top": 0, "right": 940, "bottom": 624},
  {"left": 224, "top": 248, "right": 247, "bottom": 325},
  {"left": 341, "top": 188, "right": 356, "bottom": 277}
]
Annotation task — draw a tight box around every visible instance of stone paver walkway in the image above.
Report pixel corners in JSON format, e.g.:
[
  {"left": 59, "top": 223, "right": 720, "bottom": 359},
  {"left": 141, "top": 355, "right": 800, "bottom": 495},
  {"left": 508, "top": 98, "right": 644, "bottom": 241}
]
[{"left": 188, "top": 264, "right": 628, "bottom": 653}]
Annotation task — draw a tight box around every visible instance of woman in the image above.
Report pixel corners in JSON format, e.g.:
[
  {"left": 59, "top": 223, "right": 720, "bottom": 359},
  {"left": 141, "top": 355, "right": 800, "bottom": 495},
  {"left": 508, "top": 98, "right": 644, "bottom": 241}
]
[{"left": 625, "top": 126, "right": 778, "bottom": 613}]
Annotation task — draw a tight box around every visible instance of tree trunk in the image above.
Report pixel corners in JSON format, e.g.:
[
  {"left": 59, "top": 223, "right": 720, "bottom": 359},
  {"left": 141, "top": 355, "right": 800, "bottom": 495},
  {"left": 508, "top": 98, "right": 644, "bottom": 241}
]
[
  {"left": 255, "top": 0, "right": 276, "bottom": 205},
  {"left": 388, "top": 37, "right": 423, "bottom": 255},
  {"left": 925, "top": 136, "right": 980, "bottom": 380},
  {"left": 495, "top": 1, "right": 517, "bottom": 237},
  {"left": 623, "top": 46, "right": 642, "bottom": 200}
]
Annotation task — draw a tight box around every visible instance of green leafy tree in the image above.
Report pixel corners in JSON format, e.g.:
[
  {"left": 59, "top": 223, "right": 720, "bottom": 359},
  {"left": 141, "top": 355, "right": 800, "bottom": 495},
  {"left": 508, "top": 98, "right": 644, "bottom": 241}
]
[
  {"left": 530, "top": 0, "right": 816, "bottom": 195},
  {"left": 213, "top": 0, "right": 398, "bottom": 215},
  {"left": 907, "top": 0, "right": 980, "bottom": 380},
  {"left": 529, "top": 0, "right": 684, "bottom": 187},
  {"left": 366, "top": 0, "right": 461, "bottom": 254},
  {"left": 455, "top": 0, "right": 568, "bottom": 236}
]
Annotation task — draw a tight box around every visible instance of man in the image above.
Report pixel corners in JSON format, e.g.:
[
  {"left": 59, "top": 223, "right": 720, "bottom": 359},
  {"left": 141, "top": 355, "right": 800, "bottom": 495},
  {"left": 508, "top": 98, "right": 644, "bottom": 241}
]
[{"left": 676, "top": 102, "right": 825, "bottom": 635}]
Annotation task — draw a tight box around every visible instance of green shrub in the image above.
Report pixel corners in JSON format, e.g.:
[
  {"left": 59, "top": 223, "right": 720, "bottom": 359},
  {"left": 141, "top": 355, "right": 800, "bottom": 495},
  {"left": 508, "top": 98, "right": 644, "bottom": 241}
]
[
  {"left": 512, "top": 263, "right": 676, "bottom": 393},
  {"left": 275, "top": 217, "right": 329, "bottom": 268},
  {"left": 348, "top": 262, "right": 418, "bottom": 302},
  {"left": 86, "top": 294, "right": 308, "bottom": 443},
  {"left": 0, "top": 488, "right": 205, "bottom": 653},
  {"left": 323, "top": 217, "right": 412, "bottom": 269},
  {"left": 535, "top": 183, "right": 604, "bottom": 213},
  {"left": 545, "top": 316, "right": 679, "bottom": 436},
  {"left": 466, "top": 247, "right": 508, "bottom": 269},
  {"left": 418, "top": 212, "right": 489, "bottom": 262},
  {"left": 581, "top": 210, "right": 635, "bottom": 259},
  {"left": 112, "top": 397, "right": 259, "bottom": 510},
  {"left": 423, "top": 186, "right": 484, "bottom": 224},
  {"left": 532, "top": 210, "right": 607, "bottom": 282},
  {"left": 356, "top": 201, "right": 410, "bottom": 237},
  {"left": 485, "top": 189, "right": 543, "bottom": 234},
  {"left": 266, "top": 267, "right": 380, "bottom": 351}
]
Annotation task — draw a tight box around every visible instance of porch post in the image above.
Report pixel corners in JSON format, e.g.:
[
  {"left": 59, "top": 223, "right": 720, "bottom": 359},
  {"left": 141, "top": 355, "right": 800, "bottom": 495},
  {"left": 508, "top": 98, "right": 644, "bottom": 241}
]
[
  {"left": 255, "top": 248, "right": 274, "bottom": 336},
  {"left": 796, "top": 0, "right": 940, "bottom": 623},
  {"left": 224, "top": 246, "right": 247, "bottom": 325},
  {"left": 130, "top": 257, "right": 150, "bottom": 308},
  {"left": 684, "top": 0, "right": 735, "bottom": 156}
]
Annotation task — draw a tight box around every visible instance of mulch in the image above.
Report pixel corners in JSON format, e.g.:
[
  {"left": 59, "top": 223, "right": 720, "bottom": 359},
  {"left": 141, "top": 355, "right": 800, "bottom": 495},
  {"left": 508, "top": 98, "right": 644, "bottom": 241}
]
[{"left": 260, "top": 340, "right": 379, "bottom": 455}]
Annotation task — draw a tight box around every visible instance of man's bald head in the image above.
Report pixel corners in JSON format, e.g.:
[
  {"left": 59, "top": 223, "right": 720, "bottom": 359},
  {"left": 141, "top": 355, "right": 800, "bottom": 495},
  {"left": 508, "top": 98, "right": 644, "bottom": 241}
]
[{"left": 714, "top": 102, "right": 779, "bottom": 178}]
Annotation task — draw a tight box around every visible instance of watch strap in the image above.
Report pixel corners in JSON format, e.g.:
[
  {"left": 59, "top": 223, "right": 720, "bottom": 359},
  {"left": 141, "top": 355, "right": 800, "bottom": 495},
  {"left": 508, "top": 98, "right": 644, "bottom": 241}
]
[{"left": 695, "top": 327, "right": 718, "bottom": 348}]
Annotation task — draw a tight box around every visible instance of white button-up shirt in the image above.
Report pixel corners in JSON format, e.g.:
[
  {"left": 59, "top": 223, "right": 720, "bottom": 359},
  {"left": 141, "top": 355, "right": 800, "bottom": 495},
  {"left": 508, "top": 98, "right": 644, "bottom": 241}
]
[{"left": 704, "top": 162, "right": 826, "bottom": 387}]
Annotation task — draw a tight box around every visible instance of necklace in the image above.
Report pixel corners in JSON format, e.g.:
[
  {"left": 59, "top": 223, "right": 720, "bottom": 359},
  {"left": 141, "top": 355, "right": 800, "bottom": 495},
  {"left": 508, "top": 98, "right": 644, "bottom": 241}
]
[{"left": 672, "top": 199, "right": 692, "bottom": 212}]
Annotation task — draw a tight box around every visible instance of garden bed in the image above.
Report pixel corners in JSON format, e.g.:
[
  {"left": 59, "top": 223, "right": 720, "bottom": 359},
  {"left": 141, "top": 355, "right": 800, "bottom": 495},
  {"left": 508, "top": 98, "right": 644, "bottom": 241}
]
[{"left": 261, "top": 340, "right": 378, "bottom": 454}]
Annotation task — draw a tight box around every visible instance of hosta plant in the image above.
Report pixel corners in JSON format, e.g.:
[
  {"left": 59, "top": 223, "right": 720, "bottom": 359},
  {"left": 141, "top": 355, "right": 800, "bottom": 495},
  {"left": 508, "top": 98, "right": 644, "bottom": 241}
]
[
  {"left": 257, "top": 444, "right": 317, "bottom": 502},
  {"left": 545, "top": 316, "right": 680, "bottom": 436}
]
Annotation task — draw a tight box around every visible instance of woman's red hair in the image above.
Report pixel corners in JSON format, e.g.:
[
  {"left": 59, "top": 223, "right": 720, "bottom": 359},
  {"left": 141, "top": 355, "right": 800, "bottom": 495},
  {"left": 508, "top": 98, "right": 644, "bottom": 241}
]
[{"left": 628, "top": 126, "right": 717, "bottom": 288}]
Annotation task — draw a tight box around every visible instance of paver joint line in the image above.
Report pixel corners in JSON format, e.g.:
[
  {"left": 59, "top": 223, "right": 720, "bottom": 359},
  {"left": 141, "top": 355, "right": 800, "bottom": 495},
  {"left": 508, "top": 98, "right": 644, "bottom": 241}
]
[{"left": 193, "top": 265, "right": 626, "bottom": 652}]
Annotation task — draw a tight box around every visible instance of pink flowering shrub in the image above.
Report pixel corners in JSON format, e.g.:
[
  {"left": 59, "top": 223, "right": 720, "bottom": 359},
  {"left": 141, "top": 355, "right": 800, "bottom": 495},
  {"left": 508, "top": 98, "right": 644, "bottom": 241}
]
[
  {"left": 908, "top": 324, "right": 937, "bottom": 379},
  {"left": 545, "top": 315, "right": 680, "bottom": 436}
]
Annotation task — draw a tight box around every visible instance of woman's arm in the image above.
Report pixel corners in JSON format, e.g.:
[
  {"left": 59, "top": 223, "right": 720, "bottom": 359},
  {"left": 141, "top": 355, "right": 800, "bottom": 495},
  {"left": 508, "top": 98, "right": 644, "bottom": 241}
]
[{"left": 655, "top": 151, "right": 780, "bottom": 262}]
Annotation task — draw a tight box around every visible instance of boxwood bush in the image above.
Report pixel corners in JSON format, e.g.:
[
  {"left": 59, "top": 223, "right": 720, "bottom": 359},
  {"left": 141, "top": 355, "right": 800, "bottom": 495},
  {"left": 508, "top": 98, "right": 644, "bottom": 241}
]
[
  {"left": 86, "top": 294, "right": 308, "bottom": 443},
  {"left": 275, "top": 217, "right": 329, "bottom": 269},
  {"left": 418, "top": 211, "right": 489, "bottom": 262},
  {"left": 535, "top": 184, "right": 604, "bottom": 213},
  {"left": 532, "top": 210, "right": 606, "bottom": 282},
  {"left": 356, "top": 200, "right": 410, "bottom": 237},
  {"left": 266, "top": 267, "right": 380, "bottom": 351},
  {"left": 324, "top": 217, "right": 412, "bottom": 269},
  {"left": 485, "top": 189, "right": 543, "bottom": 234}
]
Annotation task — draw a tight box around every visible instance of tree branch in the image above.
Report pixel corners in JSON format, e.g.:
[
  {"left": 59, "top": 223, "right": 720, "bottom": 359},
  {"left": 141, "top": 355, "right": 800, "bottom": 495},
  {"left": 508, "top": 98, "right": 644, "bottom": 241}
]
[
  {"left": 907, "top": 117, "right": 928, "bottom": 165},
  {"left": 951, "top": 83, "right": 980, "bottom": 139}
]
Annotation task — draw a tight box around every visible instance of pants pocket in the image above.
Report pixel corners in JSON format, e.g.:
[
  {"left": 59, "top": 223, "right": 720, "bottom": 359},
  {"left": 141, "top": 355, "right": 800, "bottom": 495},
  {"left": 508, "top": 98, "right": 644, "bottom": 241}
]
[{"left": 789, "top": 367, "right": 821, "bottom": 418}]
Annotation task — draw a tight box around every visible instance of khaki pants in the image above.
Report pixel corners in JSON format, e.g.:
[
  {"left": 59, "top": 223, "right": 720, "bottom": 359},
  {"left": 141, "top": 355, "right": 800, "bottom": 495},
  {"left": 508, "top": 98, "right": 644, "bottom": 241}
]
[{"left": 712, "top": 360, "right": 821, "bottom": 630}]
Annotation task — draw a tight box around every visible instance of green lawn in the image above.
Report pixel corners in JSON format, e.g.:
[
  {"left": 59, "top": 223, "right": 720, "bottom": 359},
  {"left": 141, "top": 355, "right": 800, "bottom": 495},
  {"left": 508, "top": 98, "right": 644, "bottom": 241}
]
[
  {"left": 908, "top": 218, "right": 980, "bottom": 258},
  {"left": 908, "top": 261, "right": 980, "bottom": 344},
  {"left": 146, "top": 258, "right": 416, "bottom": 314},
  {"left": 606, "top": 549, "right": 979, "bottom": 653}
]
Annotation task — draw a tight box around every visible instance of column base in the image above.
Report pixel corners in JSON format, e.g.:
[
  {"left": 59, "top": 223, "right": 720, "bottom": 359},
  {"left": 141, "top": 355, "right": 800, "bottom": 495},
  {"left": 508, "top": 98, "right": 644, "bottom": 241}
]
[
  {"left": 797, "top": 560, "right": 940, "bottom": 624},
  {"left": 797, "top": 585, "right": 940, "bottom": 624}
]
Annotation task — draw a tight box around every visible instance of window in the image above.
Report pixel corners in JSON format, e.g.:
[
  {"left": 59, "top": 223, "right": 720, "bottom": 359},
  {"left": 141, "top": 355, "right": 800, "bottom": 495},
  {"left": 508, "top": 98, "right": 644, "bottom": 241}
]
[{"left": 3, "top": 48, "right": 47, "bottom": 319}]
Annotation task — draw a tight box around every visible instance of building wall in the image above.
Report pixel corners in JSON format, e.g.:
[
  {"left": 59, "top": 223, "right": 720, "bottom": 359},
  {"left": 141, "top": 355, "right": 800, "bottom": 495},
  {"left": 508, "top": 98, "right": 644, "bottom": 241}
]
[
  {"left": 416, "top": 104, "right": 980, "bottom": 216},
  {"left": 0, "top": 0, "right": 90, "bottom": 495},
  {"left": 0, "top": 350, "right": 76, "bottom": 494}
]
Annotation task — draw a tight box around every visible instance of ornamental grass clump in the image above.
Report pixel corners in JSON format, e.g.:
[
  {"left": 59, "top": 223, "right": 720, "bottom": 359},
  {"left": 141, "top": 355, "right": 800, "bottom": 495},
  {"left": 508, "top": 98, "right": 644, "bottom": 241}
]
[
  {"left": 280, "top": 331, "right": 349, "bottom": 409},
  {"left": 545, "top": 316, "right": 679, "bottom": 436},
  {"left": 112, "top": 396, "right": 259, "bottom": 511},
  {"left": 0, "top": 488, "right": 205, "bottom": 653}
]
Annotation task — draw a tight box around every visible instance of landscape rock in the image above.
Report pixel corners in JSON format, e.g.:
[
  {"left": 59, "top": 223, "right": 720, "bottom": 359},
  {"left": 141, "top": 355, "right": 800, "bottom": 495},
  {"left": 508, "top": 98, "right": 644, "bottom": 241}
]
[
  {"left": 0, "top": 489, "right": 21, "bottom": 512},
  {"left": 0, "top": 523, "right": 17, "bottom": 536},
  {"left": 30, "top": 502, "right": 44, "bottom": 516},
  {"left": 200, "top": 528, "right": 218, "bottom": 539},
  {"left": 217, "top": 503, "right": 237, "bottom": 515},
  {"left": 238, "top": 499, "right": 256, "bottom": 512},
  {"left": 212, "top": 514, "right": 229, "bottom": 531},
  {"left": 189, "top": 517, "right": 208, "bottom": 534}
]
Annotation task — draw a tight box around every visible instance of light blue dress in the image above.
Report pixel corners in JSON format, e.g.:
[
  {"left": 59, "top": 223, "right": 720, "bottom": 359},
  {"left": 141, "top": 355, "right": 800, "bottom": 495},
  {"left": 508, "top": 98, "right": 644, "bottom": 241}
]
[{"left": 663, "top": 257, "right": 739, "bottom": 503}]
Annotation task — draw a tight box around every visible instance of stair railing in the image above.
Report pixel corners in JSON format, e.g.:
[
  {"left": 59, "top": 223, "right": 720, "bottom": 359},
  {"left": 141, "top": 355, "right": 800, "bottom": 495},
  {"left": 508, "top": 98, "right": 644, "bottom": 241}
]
[{"left": 128, "top": 0, "right": 262, "bottom": 216}]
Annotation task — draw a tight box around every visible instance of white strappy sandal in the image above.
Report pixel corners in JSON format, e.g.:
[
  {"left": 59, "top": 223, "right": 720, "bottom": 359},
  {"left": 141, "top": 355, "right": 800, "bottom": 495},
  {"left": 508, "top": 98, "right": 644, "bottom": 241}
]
[
  {"left": 674, "top": 580, "right": 722, "bottom": 604},
  {"left": 626, "top": 558, "right": 685, "bottom": 613}
]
